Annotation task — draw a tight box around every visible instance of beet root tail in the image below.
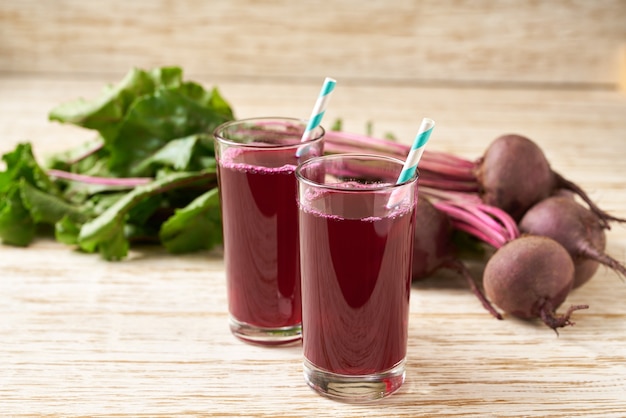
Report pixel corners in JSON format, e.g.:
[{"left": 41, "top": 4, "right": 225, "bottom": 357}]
[
  {"left": 539, "top": 300, "right": 589, "bottom": 335},
  {"left": 554, "top": 171, "right": 626, "bottom": 229},
  {"left": 443, "top": 259, "right": 503, "bottom": 320},
  {"left": 578, "top": 240, "right": 626, "bottom": 281}
]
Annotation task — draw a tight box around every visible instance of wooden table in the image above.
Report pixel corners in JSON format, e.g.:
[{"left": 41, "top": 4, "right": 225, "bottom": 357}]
[{"left": 1, "top": 74, "right": 625, "bottom": 417}]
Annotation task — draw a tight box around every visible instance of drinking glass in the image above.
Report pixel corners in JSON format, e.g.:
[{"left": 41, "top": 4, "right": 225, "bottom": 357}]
[
  {"left": 214, "top": 117, "right": 324, "bottom": 345},
  {"left": 296, "top": 153, "right": 418, "bottom": 401}
]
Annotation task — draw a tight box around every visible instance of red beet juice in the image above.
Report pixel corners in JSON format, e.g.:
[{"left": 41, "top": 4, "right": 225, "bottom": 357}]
[
  {"left": 217, "top": 146, "right": 303, "bottom": 331},
  {"left": 299, "top": 190, "right": 416, "bottom": 375}
]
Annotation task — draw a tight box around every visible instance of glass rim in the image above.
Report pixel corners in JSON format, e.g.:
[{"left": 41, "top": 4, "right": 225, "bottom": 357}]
[
  {"left": 295, "top": 153, "right": 419, "bottom": 192},
  {"left": 213, "top": 116, "right": 325, "bottom": 149}
]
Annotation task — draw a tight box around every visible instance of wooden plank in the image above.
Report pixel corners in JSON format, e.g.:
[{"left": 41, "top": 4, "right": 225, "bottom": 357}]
[
  {"left": 1, "top": 0, "right": 625, "bottom": 87},
  {"left": 1, "top": 75, "right": 625, "bottom": 416},
  {"left": 0, "top": 240, "right": 625, "bottom": 416}
]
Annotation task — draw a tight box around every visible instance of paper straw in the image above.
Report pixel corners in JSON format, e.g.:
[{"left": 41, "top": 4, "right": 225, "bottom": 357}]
[
  {"left": 396, "top": 118, "right": 435, "bottom": 184},
  {"left": 301, "top": 77, "right": 336, "bottom": 142},
  {"left": 296, "top": 77, "right": 336, "bottom": 157},
  {"left": 387, "top": 118, "right": 435, "bottom": 209}
]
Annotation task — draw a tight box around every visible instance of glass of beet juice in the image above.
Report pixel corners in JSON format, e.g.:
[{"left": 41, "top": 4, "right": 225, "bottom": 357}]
[
  {"left": 296, "top": 154, "right": 418, "bottom": 401},
  {"left": 214, "top": 117, "right": 324, "bottom": 345}
]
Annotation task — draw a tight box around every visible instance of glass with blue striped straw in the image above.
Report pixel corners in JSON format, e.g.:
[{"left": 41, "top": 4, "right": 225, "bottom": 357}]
[
  {"left": 214, "top": 117, "right": 325, "bottom": 345},
  {"left": 296, "top": 152, "right": 419, "bottom": 402},
  {"left": 212, "top": 77, "right": 334, "bottom": 345}
]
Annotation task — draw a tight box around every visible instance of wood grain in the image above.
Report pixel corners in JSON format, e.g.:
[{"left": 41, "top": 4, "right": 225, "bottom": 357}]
[
  {"left": 2, "top": 3, "right": 625, "bottom": 414},
  {"left": 1, "top": 0, "right": 625, "bottom": 87},
  {"left": 1, "top": 75, "right": 626, "bottom": 416}
]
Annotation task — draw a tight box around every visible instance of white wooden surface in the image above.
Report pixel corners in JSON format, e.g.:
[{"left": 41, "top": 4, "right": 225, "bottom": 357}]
[
  {"left": 1, "top": 76, "right": 625, "bottom": 417},
  {"left": 1, "top": 0, "right": 625, "bottom": 86},
  {"left": 1, "top": 1, "right": 626, "bottom": 415}
]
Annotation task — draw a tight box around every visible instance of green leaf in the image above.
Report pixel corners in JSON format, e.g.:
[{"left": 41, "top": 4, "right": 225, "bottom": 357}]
[
  {"left": 19, "top": 180, "right": 88, "bottom": 225},
  {"left": 77, "top": 169, "right": 217, "bottom": 260},
  {"left": 330, "top": 118, "right": 343, "bottom": 131},
  {"left": 97, "top": 226, "right": 130, "bottom": 261},
  {"left": 159, "top": 187, "right": 222, "bottom": 254},
  {"left": 126, "top": 194, "right": 164, "bottom": 226},
  {"left": 46, "top": 136, "right": 106, "bottom": 172},
  {"left": 1, "top": 143, "right": 58, "bottom": 194},
  {"left": 179, "top": 83, "right": 235, "bottom": 120},
  {"left": 133, "top": 134, "right": 216, "bottom": 175},
  {"left": 83, "top": 192, "right": 128, "bottom": 217},
  {"left": 55, "top": 215, "right": 82, "bottom": 245},
  {"left": 107, "top": 89, "right": 231, "bottom": 176},
  {"left": 0, "top": 184, "right": 36, "bottom": 246},
  {"left": 48, "top": 67, "right": 184, "bottom": 141},
  {"left": 1, "top": 68, "right": 236, "bottom": 259},
  {"left": 0, "top": 143, "right": 65, "bottom": 247}
]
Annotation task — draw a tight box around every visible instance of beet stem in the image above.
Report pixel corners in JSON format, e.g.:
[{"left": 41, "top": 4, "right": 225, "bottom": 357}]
[
  {"left": 421, "top": 187, "right": 483, "bottom": 204},
  {"left": 325, "top": 130, "right": 409, "bottom": 156},
  {"left": 418, "top": 177, "right": 480, "bottom": 192},
  {"left": 416, "top": 160, "right": 476, "bottom": 180},
  {"left": 323, "top": 130, "right": 477, "bottom": 180},
  {"left": 48, "top": 169, "right": 153, "bottom": 187},
  {"left": 66, "top": 140, "right": 105, "bottom": 165},
  {"left": 476, "top": 203, "right": 520, "bottom": 241},
  {"left": 434, "top": 201, "right": 508, "bottom": 248},
  {"left": 443, "top": 259, "right": 503, "bottom": 320},
  {"left": 450, "top": 220, "right": 506, "bottom": 249}
]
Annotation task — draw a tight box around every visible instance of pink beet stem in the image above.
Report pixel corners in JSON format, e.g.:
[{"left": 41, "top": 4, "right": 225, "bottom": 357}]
[
  {"left": 66, "top": 141, "right": 105, "bottom": 165},
  {"left": 476, "top": 203, "right": 520, "bottom": 241},
  {"left": 421, "top": 186, "right": 483, "bottom": 204},
  {"left": 324, "top": 130, "right": 477, "bottom": 179},
  {"left": 417, "top": 160, "right": 476, "bottom": 180},
  {"left": 434, "top": 201, "right": 508, "bottom": 248},
  {"left": 418, "top": 177, "right": 480, "bottom": 192},
  {"left": 449, "top": 219, "right": 507, "bottom": 249},
  {"left": 442, "top": 259, "right": 503, "bottom": 320},
  {"left": 48, "top": 169, "right": 153, "bottom": 187},
  {"left": 421, "top": 149, "right": 476, "bottom": 169}
]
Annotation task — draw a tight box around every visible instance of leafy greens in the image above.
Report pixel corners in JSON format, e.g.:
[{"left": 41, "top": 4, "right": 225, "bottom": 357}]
[{"left": 0, "top": 66, "right": 233, "bottom": 260}]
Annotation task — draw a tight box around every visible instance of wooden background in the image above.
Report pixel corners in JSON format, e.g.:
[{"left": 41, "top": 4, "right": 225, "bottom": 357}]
[
  {"left": 1, "top": 1, "right": 626, "bottom": 416},
  {"left": 2, "top": 0, "right": 625, "bottom": 87}
]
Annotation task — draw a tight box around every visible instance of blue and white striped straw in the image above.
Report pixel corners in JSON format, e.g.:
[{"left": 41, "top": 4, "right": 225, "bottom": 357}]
[
  {"left": 301, "top": 77, "right": 336, "bottom": 142},
  {"left": 396, "top": 118, "right": 435, "bottom": 184},
  {"left": 296, "top": 77, "right": 336, "bottom": 157}
]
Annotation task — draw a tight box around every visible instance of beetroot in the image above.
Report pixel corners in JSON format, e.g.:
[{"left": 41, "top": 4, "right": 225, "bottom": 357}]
[
  {"left": 475, "top": 134, "right": 553, "bottom": 221},
  {"left": 322, "top": 130, "right": 616, "bottom": 331},
  {"left": 475, "top": 134, "right": 624, "bottom": 226},
  {"left": 483, "top": 235, "right": 588, "bottom": 331},
  {"left": 326, "top": 131, "right": 623, "bottom": 228},
  {"left": 519, "top": 195, "right": 626, "bottom": 288},
  {"left": 412, "top": 197, "right": 502, "bottom": 319},
  {"left": 412, "top": 196, "right": 456, "bottom": 279}
]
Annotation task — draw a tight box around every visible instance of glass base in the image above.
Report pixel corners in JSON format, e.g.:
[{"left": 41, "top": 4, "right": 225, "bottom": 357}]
[
  {"left": 229, "top": 316, "right": 302, "bottom": 346},
  {"left": 303, "top": 358, "right": 406, "bottom": 402}
]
